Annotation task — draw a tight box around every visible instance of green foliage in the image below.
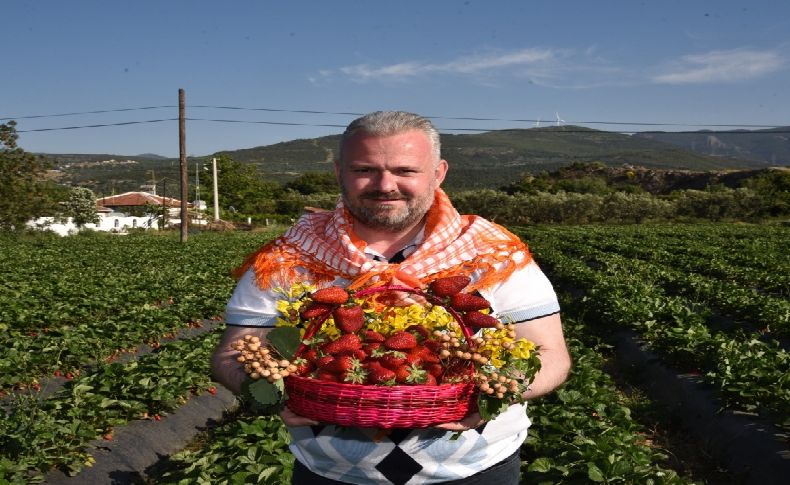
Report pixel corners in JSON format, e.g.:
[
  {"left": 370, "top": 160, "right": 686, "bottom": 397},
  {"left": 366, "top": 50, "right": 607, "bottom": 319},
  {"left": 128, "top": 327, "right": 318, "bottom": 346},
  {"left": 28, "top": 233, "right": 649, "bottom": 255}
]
[
  {"left": 283, "top": 171, "right": 338, "bottom": 195},
  {"left": 0, "top": 231, "right": 276, "bottom": 390},
  {"left": 153, "top": 413, "right": 293, "bottom": 484},
  {"left": 201, "top": 154, "right": 281, "bottom": 215},
  {"left": 0, "top": 121, "right": 62, "bottom": 230},
  {"left": 0, "top": 331, "right": 222, "bottom": 481},
  {"left": 523, "top": 224, "right": 790, "bottom": 429},
  {"left": 523, "top": 319, "right": 688, "bottom": 484},
  {"left": 64, "top": 187, "right": 100, "bottom": 227}
]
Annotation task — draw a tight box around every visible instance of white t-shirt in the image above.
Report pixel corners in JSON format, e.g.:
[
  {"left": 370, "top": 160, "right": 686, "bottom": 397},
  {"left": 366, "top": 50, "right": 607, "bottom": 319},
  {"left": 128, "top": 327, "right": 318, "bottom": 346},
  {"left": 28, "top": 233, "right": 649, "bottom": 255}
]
[{"left": 224, "top": 244, "right": 560, "bottom": 484}]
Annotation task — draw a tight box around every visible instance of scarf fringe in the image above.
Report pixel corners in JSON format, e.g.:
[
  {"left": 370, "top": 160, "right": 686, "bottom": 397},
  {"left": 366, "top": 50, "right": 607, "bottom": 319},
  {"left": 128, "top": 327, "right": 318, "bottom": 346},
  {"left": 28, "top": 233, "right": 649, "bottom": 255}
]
[{"left": 232, "top": 190, "right": 531, "bottom": 292}]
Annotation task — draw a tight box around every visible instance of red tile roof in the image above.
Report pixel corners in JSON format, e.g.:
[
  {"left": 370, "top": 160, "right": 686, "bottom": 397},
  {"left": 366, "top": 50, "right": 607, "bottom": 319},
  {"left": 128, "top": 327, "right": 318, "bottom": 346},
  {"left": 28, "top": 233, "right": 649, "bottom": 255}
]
[{"left": 97, "top": 191, "right": 185, "bottom": 208}]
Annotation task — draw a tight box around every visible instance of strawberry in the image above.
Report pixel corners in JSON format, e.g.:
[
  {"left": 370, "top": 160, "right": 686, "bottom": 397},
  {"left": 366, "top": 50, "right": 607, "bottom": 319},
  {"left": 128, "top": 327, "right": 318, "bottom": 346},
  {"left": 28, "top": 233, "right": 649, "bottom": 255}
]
[
  {"left": 394, "top": 365, "right": 412, "bottom": 384},
  {"left": 384, "top": 331, "right": 417, "bottom": 351},
  {"left": 423, "top": 339, "right": 443, "bottom": 354},
  {"left": 353, "top": 349, "right": 368, "bottom": 361},
  {"left": 423, "top": 373, "right": 438, "bottom": 386},
  {"left": 405, "top": 324, "right": 430, "bottom": 340},
  {"left": 404, "top": 351, "right": 423, "bottom": 366},
  {"left": 449, "top": 293, "right": 490, "bottom": 312},
  {"left": 363, "top": 342, "right": 382, "bottom": 355},
  {"left": 363, "top": 330, "right": 386, "bottom": 342},
  {"left": 463, "top": 310, "right": 500, "bottom": 328},
  {"left": 317, "top": 370, "right": 342, "bottom": 382},
  {"left": 379, "top": 352, "right": 407, "bottom": 371},
  {"left": 322, "top": 334, "right": 362, "bottom": 355},
  {"left": 333, "top": 305, "right": 365, "bottom": 333},
  {"left": 302, "top": 348, "right": 319, "bottom": 364},
  {"left": 319, "top": 355, "right": 357, "bottom": 374},
  {"left": 207, "top": 386, "right": 217, "bottom": 395},
  {"left": 311, "top": 286, "right": 349, "bottom": 305},
  {"left": 301, "top": 301, "right": 334, "bottom": 319},
  {"left": 316, "top": 354, "right": 336, "bottom": 369},
  {"left": 416, "top": 346, "right": 441, "bottom": 364},
  {"left": 103, "top": 433, "right": 113, "bottom": 441},
  {"left": 366, "top": 361, "right": 396, "bottom": 385},
  {"left": 293, "top": 358, "right": 314, "bottom": 376},
  {"left": 342, "top": 365, "right": 368, "bottom": 384},
  {"left": 429, "top": 275, "right": 471, "bottom": 297},
  {"left": 396, "top": 364, "right": 430, "bottom": 384},
  {"left": 423, "top": 362, "right": 444, "bottom": 379}
]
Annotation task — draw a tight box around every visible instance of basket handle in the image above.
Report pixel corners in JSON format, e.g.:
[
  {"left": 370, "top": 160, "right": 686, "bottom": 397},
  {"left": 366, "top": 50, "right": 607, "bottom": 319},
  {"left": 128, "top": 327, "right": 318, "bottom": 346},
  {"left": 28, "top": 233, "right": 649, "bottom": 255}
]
[{"left": 294, "top": 284, "right": 476, "bottom": 357}]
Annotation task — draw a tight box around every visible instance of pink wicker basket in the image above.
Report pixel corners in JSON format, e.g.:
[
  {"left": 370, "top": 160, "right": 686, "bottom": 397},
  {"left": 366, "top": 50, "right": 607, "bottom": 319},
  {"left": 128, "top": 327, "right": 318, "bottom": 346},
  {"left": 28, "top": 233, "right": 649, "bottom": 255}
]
[
  {"left": 283, "top": 284, "right": 479, "bottom": 428},
  {"left": 285, "top": 375, "right": 478, "bottom": 428}
]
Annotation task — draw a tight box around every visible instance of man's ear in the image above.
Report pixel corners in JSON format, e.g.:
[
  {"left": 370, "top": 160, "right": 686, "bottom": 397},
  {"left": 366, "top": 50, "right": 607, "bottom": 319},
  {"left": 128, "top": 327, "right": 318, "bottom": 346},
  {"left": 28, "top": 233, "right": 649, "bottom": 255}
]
[{"left": 435, "top": 159, "right": 449, "bottom": 186}]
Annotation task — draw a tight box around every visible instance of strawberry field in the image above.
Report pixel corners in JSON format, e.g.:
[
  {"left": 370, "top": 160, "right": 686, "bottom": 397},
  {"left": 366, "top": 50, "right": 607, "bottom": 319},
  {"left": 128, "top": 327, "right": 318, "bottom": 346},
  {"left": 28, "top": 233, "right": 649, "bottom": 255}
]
[{"left": 1, "top": 224, "right": 788, "bottom": 484}]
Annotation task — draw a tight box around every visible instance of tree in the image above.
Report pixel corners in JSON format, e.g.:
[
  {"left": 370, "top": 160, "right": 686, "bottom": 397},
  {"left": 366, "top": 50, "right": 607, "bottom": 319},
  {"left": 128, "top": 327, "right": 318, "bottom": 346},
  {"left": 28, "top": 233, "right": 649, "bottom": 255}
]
[
  {"left": 284, "top": 171, "right": 338, "bottom": 195},
  {"left": 202, "top": 154, "right": 280, "bottom": 215},
  {"left": 0, "top": 121, "right": 60, "bottom": 230},
  {"left": 65, "top": 187, "right": 100, "bottom": 227}
]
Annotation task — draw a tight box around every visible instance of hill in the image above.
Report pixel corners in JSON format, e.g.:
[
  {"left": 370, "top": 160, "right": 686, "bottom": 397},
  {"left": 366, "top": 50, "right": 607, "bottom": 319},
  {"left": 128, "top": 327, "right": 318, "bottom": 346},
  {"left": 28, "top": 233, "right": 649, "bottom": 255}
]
[
  {"left": 215, "top": 126, "right": 768, "bottom": 190},
  {"left": 632, "top": 126, "right": 790, "bottom": 166},
  {"left": 39, "top": 126, "right": 773, "bottom": 194}
]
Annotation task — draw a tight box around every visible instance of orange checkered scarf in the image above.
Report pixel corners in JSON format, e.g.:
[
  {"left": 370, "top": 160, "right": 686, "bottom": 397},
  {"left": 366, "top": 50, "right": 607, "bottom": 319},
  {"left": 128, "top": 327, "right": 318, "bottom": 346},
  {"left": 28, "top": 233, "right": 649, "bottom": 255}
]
[{"left": 234, "top": 189, "right": 531, "bottom": 292}]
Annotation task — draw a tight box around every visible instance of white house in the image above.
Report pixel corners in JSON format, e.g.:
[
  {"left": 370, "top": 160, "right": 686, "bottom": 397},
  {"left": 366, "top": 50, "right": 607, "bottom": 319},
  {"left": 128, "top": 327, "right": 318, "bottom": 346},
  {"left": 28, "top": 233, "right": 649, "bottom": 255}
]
[{"left": 27, "top": 191, "right": 202, "bottom": 236}]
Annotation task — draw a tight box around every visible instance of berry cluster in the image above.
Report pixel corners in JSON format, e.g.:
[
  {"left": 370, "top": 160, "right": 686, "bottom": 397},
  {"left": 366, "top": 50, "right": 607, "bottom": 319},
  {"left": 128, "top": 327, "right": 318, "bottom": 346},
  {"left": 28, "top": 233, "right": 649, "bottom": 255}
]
[{"left": 231, "top": 335, "right": 296, "bottom": 383}]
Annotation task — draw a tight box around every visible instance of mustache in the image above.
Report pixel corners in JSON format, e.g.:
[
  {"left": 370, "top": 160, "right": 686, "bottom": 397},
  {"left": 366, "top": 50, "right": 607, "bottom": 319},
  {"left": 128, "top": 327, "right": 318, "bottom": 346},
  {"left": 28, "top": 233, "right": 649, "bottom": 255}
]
[{"left": 360, "top": 191, "right": 407, "bottom": 200}]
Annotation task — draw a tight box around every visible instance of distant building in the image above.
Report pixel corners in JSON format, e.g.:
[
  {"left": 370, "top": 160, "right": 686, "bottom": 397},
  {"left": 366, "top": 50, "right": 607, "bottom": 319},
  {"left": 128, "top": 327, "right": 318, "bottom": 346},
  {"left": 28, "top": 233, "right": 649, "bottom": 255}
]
[{"left": 27, "top": 191, "right": 200, "bottom": 236}]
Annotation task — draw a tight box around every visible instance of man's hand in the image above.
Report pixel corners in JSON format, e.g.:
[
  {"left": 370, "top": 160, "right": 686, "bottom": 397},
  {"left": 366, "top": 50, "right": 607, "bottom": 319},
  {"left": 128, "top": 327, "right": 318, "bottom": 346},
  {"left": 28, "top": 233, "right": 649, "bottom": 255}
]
[
  {"left": 434, "top": 411, "right": 485, "bottom": 432},
  {"left": 280, "top": 406, "right": 319, "bottom": 427}
]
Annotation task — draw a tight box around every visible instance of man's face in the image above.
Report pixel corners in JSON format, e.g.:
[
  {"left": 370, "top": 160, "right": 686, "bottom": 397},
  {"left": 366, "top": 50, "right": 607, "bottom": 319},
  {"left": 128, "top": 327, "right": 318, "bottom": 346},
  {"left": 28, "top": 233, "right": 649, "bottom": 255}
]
[{"left": 336, "top": 130, "right": 448, "bottom": 232}]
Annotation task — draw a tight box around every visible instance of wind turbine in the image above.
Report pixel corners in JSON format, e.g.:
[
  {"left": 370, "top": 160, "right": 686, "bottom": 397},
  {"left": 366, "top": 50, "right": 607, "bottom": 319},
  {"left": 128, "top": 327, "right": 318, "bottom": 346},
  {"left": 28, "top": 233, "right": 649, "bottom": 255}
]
[
  {"left": 555, "top": 112, "right": 565, "bottom": 127},
  {"left": 534, "top": 118, "right": 541, "bottom": 128}
]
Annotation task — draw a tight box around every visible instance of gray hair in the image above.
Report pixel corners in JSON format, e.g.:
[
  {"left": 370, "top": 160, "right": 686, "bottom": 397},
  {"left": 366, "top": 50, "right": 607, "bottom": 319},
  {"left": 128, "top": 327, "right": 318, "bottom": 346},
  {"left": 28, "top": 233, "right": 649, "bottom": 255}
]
[{"left": 338, "top": 111, "right": 441, "bottom": 163}]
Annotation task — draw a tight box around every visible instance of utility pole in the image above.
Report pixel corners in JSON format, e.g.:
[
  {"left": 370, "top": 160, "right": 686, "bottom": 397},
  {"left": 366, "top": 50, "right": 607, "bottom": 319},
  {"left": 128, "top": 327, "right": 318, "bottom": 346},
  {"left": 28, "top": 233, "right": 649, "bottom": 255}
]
[
  {"left": 178, "top": 88, "right": 188, "bottom": 242},
  {"left": 212, "top": 157, "right": 220, "bottom": 221},
  {"left": 195, "top": 161, "right": 201, "bottom": 222},
  {"left": 162, "top": 178, "right": 167, "bottom": 229}
]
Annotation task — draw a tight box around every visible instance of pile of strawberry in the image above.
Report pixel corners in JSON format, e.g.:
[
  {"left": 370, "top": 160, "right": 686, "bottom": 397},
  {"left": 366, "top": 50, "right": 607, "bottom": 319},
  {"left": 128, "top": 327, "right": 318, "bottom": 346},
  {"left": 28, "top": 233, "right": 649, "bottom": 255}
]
[{"left": 286, "top": 276, "right": 500, "bottom": 387}]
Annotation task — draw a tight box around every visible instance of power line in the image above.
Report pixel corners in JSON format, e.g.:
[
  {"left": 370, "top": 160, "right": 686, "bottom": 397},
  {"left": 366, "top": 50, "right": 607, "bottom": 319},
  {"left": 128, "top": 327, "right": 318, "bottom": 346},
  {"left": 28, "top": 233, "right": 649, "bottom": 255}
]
[
  {"left": 2, "top": 104, "right": 785, "bottom": 129},
  {"left": 15, "top": 117, "right": 790, "bottom": 134},
  {"left": 17, "top": 119, "right": 177, "bottom": 132},
  {"left": 0, "top": 106, "right": 175, "bottom": 121}
]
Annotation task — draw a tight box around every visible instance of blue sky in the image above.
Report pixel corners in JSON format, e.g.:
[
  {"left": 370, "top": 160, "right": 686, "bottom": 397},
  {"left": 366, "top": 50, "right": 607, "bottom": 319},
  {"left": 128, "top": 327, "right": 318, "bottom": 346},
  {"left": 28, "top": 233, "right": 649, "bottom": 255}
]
[{"left": 2, "top": 0, "right": 788, "bottom": 157}]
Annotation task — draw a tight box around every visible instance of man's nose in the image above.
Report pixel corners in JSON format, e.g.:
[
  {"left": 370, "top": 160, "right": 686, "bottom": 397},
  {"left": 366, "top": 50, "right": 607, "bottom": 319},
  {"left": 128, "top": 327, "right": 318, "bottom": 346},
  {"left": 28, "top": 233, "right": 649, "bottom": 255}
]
[{"left": 373, "top": 171, "right": 397, "bottom": 192}]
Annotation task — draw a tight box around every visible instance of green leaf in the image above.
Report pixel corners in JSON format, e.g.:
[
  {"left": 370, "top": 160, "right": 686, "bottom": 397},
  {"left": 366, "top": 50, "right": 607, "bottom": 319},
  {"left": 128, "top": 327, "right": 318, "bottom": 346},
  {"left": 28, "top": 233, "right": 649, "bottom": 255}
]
[
  {"left": 267, "top": 326, "right": 301, "bottom": 360},
  {"left": 477, "top": 394, "right": 509, "bottom": 421},
  {"left": 587, "top": 463, "right": 605, "bottom": 482},
  {"left": 527, "top": 457, "right": 554, "bottom": 473},
  {"left": 244, "top": 378, "right": 282, "bottom": 407}
]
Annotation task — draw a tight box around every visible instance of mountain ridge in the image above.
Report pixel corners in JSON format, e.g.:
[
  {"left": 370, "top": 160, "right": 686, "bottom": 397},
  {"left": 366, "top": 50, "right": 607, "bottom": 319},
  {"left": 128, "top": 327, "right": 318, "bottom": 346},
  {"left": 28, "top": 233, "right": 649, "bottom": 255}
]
[{"left": 38, "top": 126, "right": 784, "bottom": 194}]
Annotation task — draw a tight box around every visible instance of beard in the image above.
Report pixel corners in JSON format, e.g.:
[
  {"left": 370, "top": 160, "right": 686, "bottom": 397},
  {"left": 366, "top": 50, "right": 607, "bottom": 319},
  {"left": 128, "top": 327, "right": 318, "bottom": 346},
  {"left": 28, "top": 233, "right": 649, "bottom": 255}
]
[{"left": 341, "top": 187, "right": 436, "bottom": 232}]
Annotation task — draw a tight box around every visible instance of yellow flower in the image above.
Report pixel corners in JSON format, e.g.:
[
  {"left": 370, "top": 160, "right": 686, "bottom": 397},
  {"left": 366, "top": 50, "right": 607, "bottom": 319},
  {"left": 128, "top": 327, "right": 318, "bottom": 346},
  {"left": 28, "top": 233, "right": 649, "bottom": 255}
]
[{"left": 509, "top": 339, "right": 535, "bottom": 360}]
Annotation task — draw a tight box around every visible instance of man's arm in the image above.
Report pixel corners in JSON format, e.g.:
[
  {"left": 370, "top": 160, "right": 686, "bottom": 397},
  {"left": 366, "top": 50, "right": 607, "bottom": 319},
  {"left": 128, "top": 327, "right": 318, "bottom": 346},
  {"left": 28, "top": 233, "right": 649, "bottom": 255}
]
[
  {"left": 515, "top": 312, "right": 572, "bottom": 400},
  {"left": 211, "top": 326, "right": 272, "bottom": 394}
]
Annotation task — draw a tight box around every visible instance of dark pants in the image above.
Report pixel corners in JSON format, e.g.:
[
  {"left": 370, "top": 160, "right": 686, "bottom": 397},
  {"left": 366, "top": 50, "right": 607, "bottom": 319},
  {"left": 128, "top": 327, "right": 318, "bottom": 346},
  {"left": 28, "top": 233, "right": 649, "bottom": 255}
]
[{"left": 291, "top": 449, "right": 521, "bottom": 484}]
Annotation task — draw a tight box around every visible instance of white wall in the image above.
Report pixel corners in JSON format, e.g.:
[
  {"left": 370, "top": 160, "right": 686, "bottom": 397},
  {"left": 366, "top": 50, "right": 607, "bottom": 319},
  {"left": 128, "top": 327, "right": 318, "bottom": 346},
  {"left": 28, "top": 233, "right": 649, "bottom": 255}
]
[{"left": 28, "top": 213, "right": 160, "bottom": 236}]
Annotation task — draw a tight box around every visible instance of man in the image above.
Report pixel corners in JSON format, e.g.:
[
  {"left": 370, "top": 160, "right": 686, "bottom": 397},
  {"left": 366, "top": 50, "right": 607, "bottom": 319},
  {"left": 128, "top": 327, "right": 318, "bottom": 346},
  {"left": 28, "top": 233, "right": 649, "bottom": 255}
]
[{"left": 212, "top": 111, "right": 571, "bottom": 484}]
